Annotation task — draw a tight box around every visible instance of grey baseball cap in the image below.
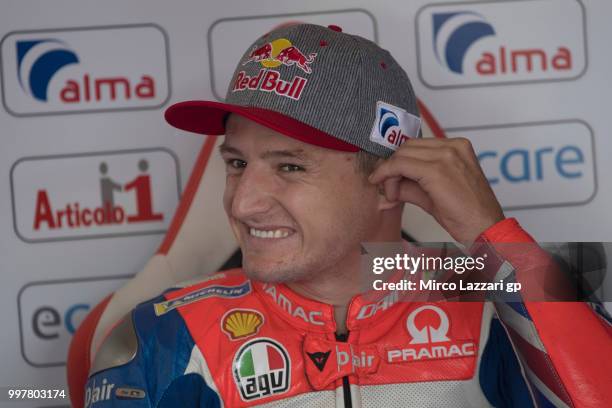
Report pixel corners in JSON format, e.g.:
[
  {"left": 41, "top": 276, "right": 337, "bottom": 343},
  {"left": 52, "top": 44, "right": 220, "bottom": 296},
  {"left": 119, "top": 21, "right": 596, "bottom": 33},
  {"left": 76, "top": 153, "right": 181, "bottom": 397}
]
[{"left": 165, "top": 23, "right": 421, "bottom": 158}]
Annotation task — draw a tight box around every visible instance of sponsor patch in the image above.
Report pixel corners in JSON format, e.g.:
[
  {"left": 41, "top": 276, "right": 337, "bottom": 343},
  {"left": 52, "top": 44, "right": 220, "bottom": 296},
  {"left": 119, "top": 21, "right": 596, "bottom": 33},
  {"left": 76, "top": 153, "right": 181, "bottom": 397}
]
[
  {"left": 307, "top": 350, "right": 331, "bottom": 372},
  {"left": 222, "top": 309, "right": 264, "bottom": 340},
  {"left": 115, "top": 387, "right": 146, "bottom": 399},
  {"left": 243, "top": 38, "right": 316, "bottom": 74},
  {"left": 233, "top": 338, "right": 291, "bottom": 401},
  {"left": 370, "top": 101, "right": 421, "bottom": 151},
  {"left": 153, "top": 281, "right": 251, "bottom": 316},
  {"left": 232, "top": 38, "right": 316, "bottom": 101},
  {"left": 387, "top": 304, "right": 476, "bottom": 363}
]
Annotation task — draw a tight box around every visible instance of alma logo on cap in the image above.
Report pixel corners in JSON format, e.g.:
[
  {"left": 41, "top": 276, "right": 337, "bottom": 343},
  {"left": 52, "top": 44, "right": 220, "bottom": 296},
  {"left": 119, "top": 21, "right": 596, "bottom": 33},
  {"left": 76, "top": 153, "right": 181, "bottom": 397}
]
[{"left": 370, "top": 101, "right": 421, "bottom": 151}]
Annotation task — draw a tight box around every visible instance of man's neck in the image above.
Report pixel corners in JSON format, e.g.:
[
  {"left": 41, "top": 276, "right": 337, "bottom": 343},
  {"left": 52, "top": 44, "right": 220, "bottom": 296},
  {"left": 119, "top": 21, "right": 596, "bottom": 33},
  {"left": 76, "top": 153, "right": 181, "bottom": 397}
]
[
  {"left": 286, "top": 243, "right": 399, "bottom": 334},
  {"left": 286, "top": 271, "right": 356, "bottom": 335},
  {"left": 284, "top": 214, "right": 403, "bottom": 334}
]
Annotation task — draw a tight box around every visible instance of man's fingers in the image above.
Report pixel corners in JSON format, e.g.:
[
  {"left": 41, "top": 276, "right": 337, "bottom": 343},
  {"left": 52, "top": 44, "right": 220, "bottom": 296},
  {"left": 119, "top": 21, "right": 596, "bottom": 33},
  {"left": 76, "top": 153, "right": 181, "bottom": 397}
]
[
  {"left": 369, "top": 156, "right": 434, "bottom": 185},
  {"left": 383, "top": 177, "right": 401, "bottom": 202},
  {"left": 391, "top": 145, "right": 464, "bottom": 164},
  {"left": 403, "top": 136, "right": 473, "bottom": 150},
  {"left": 396, "top": 179, "right": 433, "bottom": 212}
]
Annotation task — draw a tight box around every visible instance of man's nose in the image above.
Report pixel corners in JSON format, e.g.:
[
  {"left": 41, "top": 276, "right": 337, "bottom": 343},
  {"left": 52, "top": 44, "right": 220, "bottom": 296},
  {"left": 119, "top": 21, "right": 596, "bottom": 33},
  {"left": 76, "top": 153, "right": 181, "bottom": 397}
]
[{"left": 231, "top": 166, "right": 275, "bottom": 220}]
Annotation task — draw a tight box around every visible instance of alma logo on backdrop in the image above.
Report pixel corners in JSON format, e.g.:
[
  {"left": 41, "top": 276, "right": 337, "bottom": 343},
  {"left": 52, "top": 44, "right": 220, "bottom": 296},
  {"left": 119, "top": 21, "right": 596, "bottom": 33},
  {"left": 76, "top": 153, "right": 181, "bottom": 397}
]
[
  {"left": 416, "top": 0, "right": 587, "bottom": 88},
  {"left": 1, "top": 24, "right": 170, "bottom": 115},
  {"left": 15, "top": 39, "right": 155, "bottom": 103},
  {"left": 10, "top": 148, "right": 180, "bottom": 242}
]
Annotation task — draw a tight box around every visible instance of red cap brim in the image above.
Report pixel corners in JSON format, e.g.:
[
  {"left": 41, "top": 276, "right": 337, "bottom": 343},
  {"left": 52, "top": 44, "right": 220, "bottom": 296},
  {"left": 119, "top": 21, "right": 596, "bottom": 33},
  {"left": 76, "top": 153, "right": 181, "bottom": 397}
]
[{"left": 164, "top": 101, "right": 359, "bottom": 152}]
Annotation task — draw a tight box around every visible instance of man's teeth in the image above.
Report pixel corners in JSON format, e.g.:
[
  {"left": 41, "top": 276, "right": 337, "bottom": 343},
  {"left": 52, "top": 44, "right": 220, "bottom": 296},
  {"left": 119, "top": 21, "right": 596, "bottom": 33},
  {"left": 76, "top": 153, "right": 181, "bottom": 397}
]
[{"left": 249, "top": 228, "right": 290, "bottom": 239}]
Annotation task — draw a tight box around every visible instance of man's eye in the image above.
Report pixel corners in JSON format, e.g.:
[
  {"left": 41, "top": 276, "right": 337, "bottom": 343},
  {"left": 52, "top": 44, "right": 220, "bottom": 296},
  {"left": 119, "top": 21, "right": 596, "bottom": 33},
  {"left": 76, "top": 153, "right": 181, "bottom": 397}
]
[
  {"left": 279, "top": 163, "right": 304, "bottom": 172},
  {"left": 226, "top": 159, "right": 246, "bottom": 169}
]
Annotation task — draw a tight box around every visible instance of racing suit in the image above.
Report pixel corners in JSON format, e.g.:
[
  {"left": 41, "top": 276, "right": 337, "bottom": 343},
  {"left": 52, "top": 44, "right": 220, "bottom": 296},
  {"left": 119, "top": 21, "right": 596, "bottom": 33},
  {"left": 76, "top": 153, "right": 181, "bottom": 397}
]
[{"left": 84, "top": 219, "right": 612, "bottom": 407}]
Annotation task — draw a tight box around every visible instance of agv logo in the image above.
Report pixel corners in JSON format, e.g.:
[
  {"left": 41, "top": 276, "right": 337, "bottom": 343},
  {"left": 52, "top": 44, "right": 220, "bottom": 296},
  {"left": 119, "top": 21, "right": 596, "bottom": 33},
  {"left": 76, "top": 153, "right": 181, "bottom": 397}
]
[{"left": 232, "top": 338, "right": 290, "bottom": 401}]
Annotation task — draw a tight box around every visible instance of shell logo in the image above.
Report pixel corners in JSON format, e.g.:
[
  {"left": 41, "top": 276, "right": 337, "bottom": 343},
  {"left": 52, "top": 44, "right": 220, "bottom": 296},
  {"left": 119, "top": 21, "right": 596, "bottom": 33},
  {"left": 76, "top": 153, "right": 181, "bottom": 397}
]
[{"left": 222, "top": 309, "right": 264, "bottom": 340}]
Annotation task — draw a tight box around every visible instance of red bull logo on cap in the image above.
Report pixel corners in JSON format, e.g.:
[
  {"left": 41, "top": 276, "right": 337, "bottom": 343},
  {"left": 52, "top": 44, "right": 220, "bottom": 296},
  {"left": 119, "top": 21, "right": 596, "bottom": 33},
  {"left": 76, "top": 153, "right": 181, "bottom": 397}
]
[
  {"left": 232, "top": 38, "right": 316, "bottom": 101},
  {"left": 243, "top": 38, "right": 316, "bottom": 74}
]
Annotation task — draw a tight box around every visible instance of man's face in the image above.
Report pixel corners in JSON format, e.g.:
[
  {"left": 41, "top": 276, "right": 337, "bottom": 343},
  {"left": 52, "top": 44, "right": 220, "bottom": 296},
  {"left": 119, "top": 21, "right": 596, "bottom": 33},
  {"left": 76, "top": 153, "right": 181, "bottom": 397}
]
[{"left": 221, "top": 114, "right": 382, "bottom": 284}]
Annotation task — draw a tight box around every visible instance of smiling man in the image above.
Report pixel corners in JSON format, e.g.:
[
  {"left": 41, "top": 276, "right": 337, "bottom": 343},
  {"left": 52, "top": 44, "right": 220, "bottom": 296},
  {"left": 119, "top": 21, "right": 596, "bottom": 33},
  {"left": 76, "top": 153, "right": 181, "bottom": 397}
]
[{"left": 83, "top": 24, "right": 611, "bottom": 407}]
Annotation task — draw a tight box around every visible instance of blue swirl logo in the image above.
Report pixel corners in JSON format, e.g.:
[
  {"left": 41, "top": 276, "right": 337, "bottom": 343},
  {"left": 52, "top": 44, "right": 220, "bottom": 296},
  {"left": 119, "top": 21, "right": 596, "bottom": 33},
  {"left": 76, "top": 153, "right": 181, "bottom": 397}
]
[
  {"left": 16, "top": 39, "right": 79, "bottom": 101},
  {"left": 378, "top": 107, "right": 399, "bottom": 139},
  {"left": 432, "top": 12, "right": 495, "bottom": 74}
]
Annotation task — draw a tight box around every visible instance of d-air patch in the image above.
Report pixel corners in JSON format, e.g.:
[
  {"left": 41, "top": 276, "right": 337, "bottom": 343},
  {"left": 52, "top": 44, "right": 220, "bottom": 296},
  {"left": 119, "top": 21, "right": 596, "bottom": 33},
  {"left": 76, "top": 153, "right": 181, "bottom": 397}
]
[
  {"left": 222, "top": 309, "right": 264, "bottom": 340},
  {"left": 154, "top": 281, "right": 251, "bottom": 316},
  {"left": 116, "top": 387, "right": 146, "bottom": 399}
]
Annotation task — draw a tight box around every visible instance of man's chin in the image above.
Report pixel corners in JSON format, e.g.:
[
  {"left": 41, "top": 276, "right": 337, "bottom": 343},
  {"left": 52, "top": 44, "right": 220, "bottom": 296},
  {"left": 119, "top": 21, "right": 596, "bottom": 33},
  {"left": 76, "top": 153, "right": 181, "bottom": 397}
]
[{"left": 242, "top": 258, "right": 306, "bottom": 284}]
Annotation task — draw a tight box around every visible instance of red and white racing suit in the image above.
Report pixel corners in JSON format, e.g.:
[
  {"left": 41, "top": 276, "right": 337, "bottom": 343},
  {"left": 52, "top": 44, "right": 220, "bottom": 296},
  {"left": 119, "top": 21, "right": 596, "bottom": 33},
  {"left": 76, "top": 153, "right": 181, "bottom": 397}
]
[{"left": 84, "top": 219, "right": 612, "bottom": 407}]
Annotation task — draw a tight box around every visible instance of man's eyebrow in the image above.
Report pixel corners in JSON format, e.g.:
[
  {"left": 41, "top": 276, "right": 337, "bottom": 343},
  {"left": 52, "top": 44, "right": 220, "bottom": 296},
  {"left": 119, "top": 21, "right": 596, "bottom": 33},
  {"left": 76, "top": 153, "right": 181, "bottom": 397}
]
[
  {"left": 261, "top": 149, "right": 309, "bottom": 160},
  {"left": 219, "top": 144, "right": 311, "bottom": 161},
  {"left": 218, "top": 144, "right": 242, "bottom": 156}
]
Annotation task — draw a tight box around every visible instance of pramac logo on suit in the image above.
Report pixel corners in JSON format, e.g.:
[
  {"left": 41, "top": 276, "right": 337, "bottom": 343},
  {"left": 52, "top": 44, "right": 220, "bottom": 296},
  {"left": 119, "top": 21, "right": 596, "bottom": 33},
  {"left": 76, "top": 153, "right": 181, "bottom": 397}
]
[
  {"left": 0, "top": 24, "right": 170, "bottom": 115},
  {"left": 387, "top": 305, "right": 477, "bottom": 363}
]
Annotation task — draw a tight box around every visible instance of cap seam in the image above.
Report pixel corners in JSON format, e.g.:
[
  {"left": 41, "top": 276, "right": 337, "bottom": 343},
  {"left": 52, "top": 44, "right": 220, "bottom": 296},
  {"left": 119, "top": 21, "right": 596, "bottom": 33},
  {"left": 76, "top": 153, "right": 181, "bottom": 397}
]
[{"left": 353, "top": 35, "right": 365, "bottom": 154}]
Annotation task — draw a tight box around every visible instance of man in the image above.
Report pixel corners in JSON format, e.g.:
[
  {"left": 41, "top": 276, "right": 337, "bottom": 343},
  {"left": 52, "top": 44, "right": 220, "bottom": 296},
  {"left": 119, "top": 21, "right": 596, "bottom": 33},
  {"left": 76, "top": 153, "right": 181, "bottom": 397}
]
[{"left": 84, "top": 24, "right": 611, "bottom": 407}]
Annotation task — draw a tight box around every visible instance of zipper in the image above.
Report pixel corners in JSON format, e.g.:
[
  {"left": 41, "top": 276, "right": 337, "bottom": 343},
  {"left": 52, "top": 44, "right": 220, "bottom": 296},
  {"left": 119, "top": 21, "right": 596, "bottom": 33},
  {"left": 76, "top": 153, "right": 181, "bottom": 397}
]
[{"left": 335, "top": 332, "right": 352, "bottom": 408}]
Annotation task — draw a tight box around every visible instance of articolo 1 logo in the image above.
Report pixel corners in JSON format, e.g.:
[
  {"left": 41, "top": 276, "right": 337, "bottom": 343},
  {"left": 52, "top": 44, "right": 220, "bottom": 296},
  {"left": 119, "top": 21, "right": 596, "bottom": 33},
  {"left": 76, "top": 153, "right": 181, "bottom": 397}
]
[
  {"left": 416, "top": 0, "right": 587, "bottom": 88},
  {"left": 10, "top": 148, "right": 180, "bottom": 242},
  {"left": 0, "top": 24, "right": 170, "bottom": 115}
]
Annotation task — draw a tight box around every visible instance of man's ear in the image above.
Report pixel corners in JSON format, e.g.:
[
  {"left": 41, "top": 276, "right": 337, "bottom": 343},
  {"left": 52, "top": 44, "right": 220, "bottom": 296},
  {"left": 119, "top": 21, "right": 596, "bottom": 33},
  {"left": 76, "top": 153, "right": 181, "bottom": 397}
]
[{"left": 376, "top": 183, "right": 402, "bottom": 211}]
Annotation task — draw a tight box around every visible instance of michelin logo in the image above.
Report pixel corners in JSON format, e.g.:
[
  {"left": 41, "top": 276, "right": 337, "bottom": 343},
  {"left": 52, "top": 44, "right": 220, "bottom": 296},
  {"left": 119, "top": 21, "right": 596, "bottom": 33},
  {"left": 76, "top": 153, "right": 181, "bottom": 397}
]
[
  {"left": 370, "top": 101, "right": 421, "bottom": 151},
  {"left": 154, "top": 281, "right": 252, "bottom": 316}
]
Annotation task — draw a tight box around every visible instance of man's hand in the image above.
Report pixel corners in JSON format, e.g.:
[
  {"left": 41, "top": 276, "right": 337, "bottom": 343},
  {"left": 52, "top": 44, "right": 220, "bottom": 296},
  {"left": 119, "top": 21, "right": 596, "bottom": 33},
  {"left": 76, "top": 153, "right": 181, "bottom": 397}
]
[{"left": 369, "top": 138, "right": 505, "bottom": 243}]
